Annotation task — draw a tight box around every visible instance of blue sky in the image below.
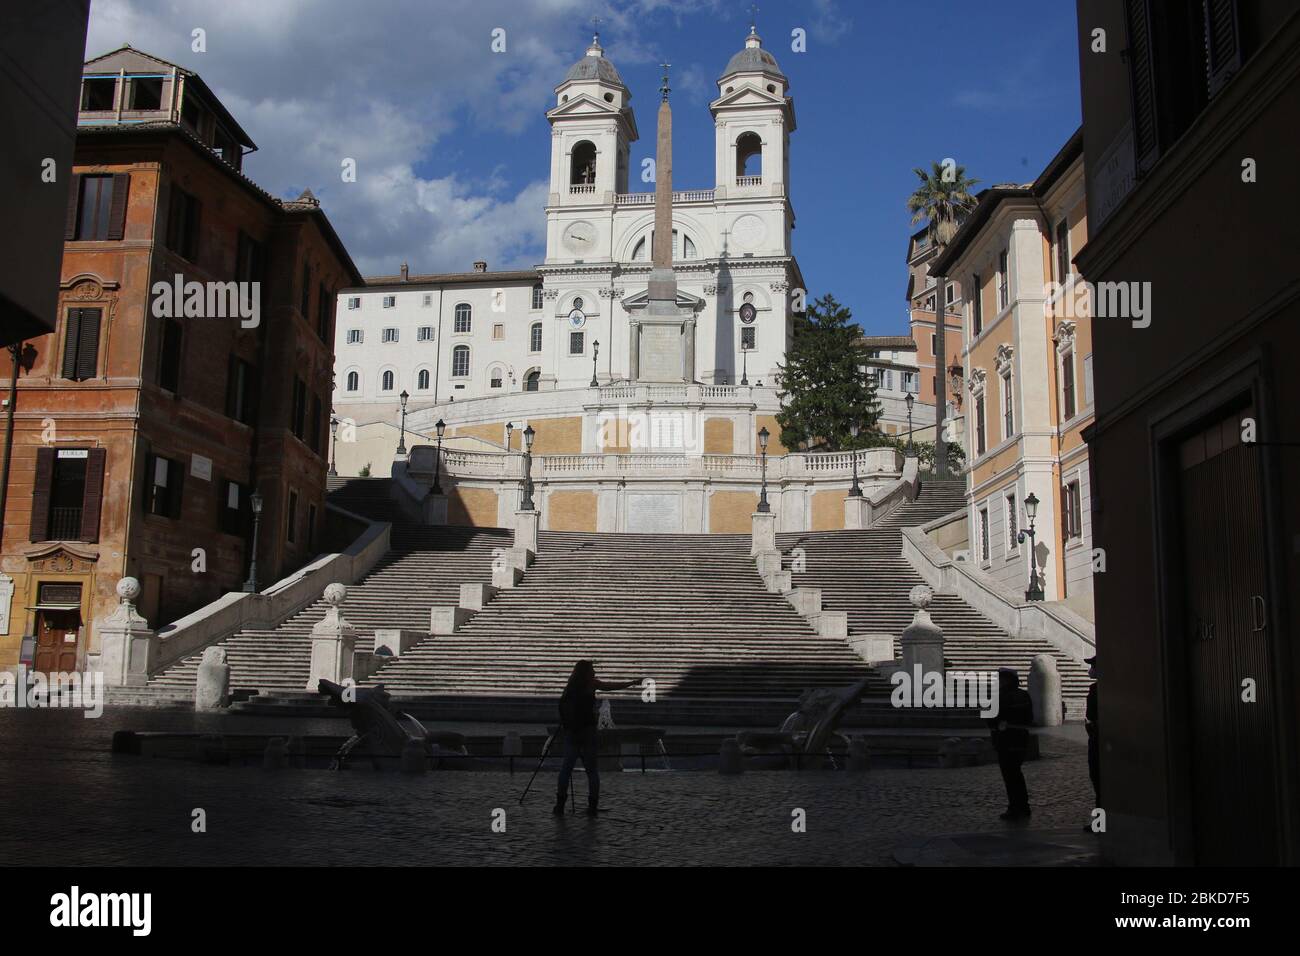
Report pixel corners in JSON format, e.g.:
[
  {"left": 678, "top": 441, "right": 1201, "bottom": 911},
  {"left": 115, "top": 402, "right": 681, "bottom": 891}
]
[{"left": 85, "top": 0, "right": 1082, "bottom": 335}]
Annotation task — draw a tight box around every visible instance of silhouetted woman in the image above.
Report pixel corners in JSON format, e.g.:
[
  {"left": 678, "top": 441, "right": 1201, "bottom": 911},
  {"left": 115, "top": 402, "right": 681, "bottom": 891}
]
[{"left": 554, "top": 660, "right": 640, "bottom": 817}]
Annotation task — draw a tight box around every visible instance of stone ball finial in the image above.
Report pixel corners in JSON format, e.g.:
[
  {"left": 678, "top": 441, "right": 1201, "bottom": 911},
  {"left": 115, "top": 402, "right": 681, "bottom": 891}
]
[
  {"left": 323, "top": 583, "right": 348, "bottom": 607},
  {"left": 909, "top": 584, "right": 933, "bottom": 610},
  {"left": 117, "top": 577, "right": 142, "bottom": 603}
]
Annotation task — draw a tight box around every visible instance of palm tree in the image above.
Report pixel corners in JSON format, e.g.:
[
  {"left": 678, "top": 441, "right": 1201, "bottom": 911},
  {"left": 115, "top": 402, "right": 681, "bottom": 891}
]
[{"left": 907, "top": 161, "right": 978, "bottom": 477}]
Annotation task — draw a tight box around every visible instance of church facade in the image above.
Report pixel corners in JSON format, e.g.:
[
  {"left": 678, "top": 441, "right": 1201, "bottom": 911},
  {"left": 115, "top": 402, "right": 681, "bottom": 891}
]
[{"left": 333, "top": 28, "right": 801, "bottom": 416}]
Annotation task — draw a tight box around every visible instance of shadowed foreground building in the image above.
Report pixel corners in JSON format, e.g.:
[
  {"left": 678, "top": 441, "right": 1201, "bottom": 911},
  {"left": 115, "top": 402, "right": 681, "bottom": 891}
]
[
  {"left": 0, "top": 46, "right": 361, "bottom": 676},
  {"left": 1074, "top": 0, "right": 1299, "bottom": 864}
]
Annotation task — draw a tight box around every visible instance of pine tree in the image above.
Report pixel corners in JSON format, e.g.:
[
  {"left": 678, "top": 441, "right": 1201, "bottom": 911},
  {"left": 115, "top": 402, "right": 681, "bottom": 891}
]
[{"left": 775, "top": 293, "right": 881, "bottom": 451}]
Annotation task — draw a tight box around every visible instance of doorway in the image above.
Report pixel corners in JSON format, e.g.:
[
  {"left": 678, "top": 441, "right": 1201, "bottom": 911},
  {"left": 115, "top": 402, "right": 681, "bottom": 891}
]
[{"left": 34, "top": 608, "right": 81, "bottom": 674}]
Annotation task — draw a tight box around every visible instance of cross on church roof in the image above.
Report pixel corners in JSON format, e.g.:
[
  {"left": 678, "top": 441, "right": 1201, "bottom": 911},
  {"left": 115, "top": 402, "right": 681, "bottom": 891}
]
[
  {"left": 749, "top": 3, "right": 760, "bottom": 33},
  {"left": 590, "top": 14, "right": 601, "bottom": 41}
]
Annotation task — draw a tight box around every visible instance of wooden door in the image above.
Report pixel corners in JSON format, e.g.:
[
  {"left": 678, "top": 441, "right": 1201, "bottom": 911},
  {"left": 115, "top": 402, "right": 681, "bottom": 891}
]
[{"left": 34, "top": 609, "right": 80, "bottom": 674}]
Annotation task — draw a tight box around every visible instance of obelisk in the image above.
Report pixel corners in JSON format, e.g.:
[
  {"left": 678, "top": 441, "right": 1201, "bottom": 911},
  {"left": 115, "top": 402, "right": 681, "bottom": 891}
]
[{"left": 633, "top": 63, "right": 693, "bottom": 382}]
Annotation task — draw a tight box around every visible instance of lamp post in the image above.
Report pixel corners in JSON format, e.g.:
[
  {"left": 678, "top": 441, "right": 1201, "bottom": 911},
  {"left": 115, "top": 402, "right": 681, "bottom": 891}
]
[
  {"left": 590, "top": 339, "right": 600, "bottom": 387},
  {"left": 432, "top": 418, "right": 446, "bottom": 494},
  {"left": 1017, "top": 491, "right": 1045, "bottom": 601},
  {"left": 848, "top": 422, "right": 862, "bottom": 497},
  {"left": 904, "top": 392, "right": 915, "bottom": 456},
  {"left": 328, "top": 415, "right": 339, "bottom": 477},
  {"left": 242, "top": 490, "right": 264, "bottom": 593},
  {"left": 521, "top": 425, "right": 536, "bottom": 510},
  {"left": 757, "top": 426, "right": 771, "bottom": 513},
  {"left": 505, "top": 421, "right": 514, "bottom": 451},
  {"left": 740, "top": 344, "right": 750, "bottom": 386},
  {"left": 396, "top": 389, "right": 410, "bottom": 455}
]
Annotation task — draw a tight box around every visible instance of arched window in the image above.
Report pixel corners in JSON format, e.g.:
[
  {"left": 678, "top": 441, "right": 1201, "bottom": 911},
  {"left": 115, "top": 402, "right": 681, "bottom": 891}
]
[
  {"left": 736, "top": 132, "right": 762, "bottom": 178},
  {"left": 531, "top": 283, "right": 544, "bottom": 310},
  {"left": 632, "top": 236, "right": 647, "bottom": 261},
  {"left": 530, "top": 322, "right": 543, "bottom": 353},
  {"left": 683, "top": 234, "right": 697, "bottom": 259},
  {"left": 417, "top": 369, "right": 430, "bottom": 390},
  {"left": 453, "top": 303, "right": 471, "bottom": 333},
  {"left": 452, "top": 345, "right": 470, "bottom": 377},
  {"left": 346, "top": 371, "right": 359, "bottom": 392},
  {"left": 525, "top": 369, "right": 541, "bottom": 392},
  {"left": 570, "top": 141, "right": 597, "bottom": 186},
  {"left": 381, "top": 370, "right": 394, "bottom": 391},
  {"left": 488, "top": 366, "right": 505, "bottom": 389}
]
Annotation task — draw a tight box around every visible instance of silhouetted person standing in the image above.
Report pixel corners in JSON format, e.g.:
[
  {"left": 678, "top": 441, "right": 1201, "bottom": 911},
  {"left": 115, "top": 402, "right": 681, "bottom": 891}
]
[
  {"left": 1085, "top": 655, "right": 1100, "bottom": 807},
  {"left": 988, "top": 667, "right": 1034, "bottom": 821},
  {"left": 554, "top": 661, "right": 640, "bottom": 817}
]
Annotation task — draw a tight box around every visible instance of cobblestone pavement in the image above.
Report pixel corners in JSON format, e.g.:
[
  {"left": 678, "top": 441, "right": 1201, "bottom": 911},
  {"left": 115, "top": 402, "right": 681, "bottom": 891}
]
[{"left": 0, "top": 709, "right": 1096, "bottom": 866}]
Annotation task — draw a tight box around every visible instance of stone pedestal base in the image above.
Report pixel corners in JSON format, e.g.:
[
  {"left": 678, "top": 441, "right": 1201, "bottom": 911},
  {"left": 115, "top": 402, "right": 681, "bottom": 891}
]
[
  {"left": 195, "top": 646, "right": 230, "bottom": 711},
  {"left": 751, "top": 511, "right": 776, "bottom": 556},
  {"left": 424, "top": 493, "right": 448, "bottom": 525},
  {"left": 843, "top": 494, "right": 871, "bottom": 530},
  {"left": 514, "top": 509, "right": 540, "bottom": 557},
  {"left": 306, "top": 588, "right": 357, "bottom": 689},
  {"left": 1029, "top": 653, "right": 1063, "bottom": 726}
]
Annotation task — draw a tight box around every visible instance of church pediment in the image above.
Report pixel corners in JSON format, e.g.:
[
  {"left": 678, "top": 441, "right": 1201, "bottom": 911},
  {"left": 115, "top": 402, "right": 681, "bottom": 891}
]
[
  {"left": 546, "top": 93, "right": 626, "bottom": 120},
  {"left": 710, "top": 86, "right": 786, "bottom": 110},
  {"left": 621, "top": 287, "right": 705, "bottom": 313}
]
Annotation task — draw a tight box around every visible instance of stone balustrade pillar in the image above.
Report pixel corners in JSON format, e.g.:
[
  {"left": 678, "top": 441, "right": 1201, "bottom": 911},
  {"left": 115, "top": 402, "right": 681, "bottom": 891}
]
[
  {"left": 901, "top": 585, "right": 944, "bottom": 678},
  {"left": 98, "top": 577, "right": 157, "bottom": 688},
  {"left": 306, "top": 583, "right": 357, "bottom": 689},
  {"left": 751, "top": 510, "right": 776, "bottom": 556}
]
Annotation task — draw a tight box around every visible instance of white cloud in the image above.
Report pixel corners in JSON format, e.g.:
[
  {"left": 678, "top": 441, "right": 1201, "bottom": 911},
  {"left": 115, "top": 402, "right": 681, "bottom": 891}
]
[{"left": 84, "top": 0, "right": 594, "bottom": 276}]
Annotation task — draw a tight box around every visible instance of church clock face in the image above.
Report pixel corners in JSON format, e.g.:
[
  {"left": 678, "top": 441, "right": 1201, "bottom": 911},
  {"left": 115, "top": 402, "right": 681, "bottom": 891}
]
[{"left": 563, "top": 221, "right": 596, "bottom": 254}]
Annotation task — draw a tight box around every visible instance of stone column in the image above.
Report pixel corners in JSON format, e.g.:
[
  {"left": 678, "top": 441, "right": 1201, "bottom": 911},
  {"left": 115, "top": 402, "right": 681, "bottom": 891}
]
[
  {"left": 683, "top": 317, "right": 696, "bottom": 382},
  {"left": 306, "top": 583, "right": 357, "bottom": 690},
  {"left": 98, "top": 577, "right": 157, "bottom": 688},
  {"left": 900, "top": 585, "right": 944, "bottom": 678},
  {"left": 195, "top": 646, "right": 230, "bottom": 711},
  {"left": 629, "top": 321, "right": 640, "bottom": 381},
  {"left": 1028, "top": 653, "right": 1063, "bottom": 726}
]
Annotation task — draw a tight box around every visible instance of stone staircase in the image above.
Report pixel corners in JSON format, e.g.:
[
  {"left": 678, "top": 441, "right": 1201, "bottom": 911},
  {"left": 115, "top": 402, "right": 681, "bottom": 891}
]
[
  {"left": 365, "top": 531, "right": 883, "bottom": 701},
  {"left": 144, "top": 503, "right": 511, "bottom": 695},
  {"left": 778, "top": 477, "right": 1090, "bottom": 718}
]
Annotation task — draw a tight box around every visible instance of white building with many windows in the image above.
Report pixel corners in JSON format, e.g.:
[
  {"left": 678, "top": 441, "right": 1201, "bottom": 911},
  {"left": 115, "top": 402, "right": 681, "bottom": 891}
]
[{"left": 333, "top": 27, "right": 802, "bottom": 433}]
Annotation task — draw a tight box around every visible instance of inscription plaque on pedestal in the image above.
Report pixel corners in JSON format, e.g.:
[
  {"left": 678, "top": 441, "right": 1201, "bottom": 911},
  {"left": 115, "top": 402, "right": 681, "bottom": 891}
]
[
  {"left": 626, "top": 493, "right": 681, "bottom": 533},
  {"left": 639, "top": 323, "right": 681, "bottom": 382}
]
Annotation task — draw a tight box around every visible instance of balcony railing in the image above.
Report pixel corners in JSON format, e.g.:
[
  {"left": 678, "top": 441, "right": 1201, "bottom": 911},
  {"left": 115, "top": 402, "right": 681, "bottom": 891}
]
[
  {"left": 48, "top": 507, "right": 83, "bottom": 540},
  {"left": 735, "top": 176, "right": 762, "bottom": 187},
  {"left": 569, "top": 184, "right": 596, "bottom": 195},
  {"left": 615, "top": 189, "right": 715, "bottom": 205}
]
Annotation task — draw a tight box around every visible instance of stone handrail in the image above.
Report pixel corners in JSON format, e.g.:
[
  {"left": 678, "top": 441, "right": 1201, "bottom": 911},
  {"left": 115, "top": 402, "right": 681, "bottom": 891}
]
[
  {"left": 408, "top": 446, "right": 903, "bottom": 483},
  {"left": 900, "top": 514, "right": 1095, "bottom": 662},
  {"left": 865, "top": 455, "right": 921, "bottom": 526},
  {"left": 146, "top": 504, "right": 392, "bottom": 677},
  {"left": 615, "top": 189, "right": 714, "bottom": 205},
  {"left": 590, "top": 383, "right": 758, "bottom": 407}
]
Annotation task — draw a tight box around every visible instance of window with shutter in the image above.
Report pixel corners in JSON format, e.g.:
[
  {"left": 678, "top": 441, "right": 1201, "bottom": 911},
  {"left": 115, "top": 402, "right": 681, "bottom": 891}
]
[
  {"left": 61, "top": 308, "right": 102, "bottom": 381},
  {"left": 29, "top": 447, "right": 56, "bottom": 541},
  {"left": 158, "top": 318, "right": 183, "bottom": 392},
  {"left": 72, "top": 175, "right": 116, "bottom": 241},
  {"left": 106, "top": 172, "right": 129, "bottom": 240},
  {"left": 64, "top": 173, "right": 82, "bottom": 240},
  {"left": 167, "top": 186, "right": 200, "bottom": 260},
  {"left": 1203, "top": 0, "right": 1242, "bottom": 96},
  {"left": 1062, "top": 349, "right": 1077, "bottom": 421},
  {"left": 1126, "top": 0, "right": 1161, "bottom": 175},
  {"left": 80, "top": 448, "right": 107, "bottom": 542}
]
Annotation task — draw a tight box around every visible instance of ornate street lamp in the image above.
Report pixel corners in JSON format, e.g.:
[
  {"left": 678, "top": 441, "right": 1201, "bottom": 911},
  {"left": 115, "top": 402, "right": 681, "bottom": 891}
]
[
  {"left": 848, "top": 422, "right": 862, "bottom": 497},
  {"left": 396, "top": 389, "right": 410, "bottom": 455},
  {"left": 432, "top": 418, "right": 446, "bottom": 494},
  {"left": 904, "top": 392, "right": 915, "bottom": 456},
  {"left": 505, "top": 421, "right": 514, "bottom": 451},
  {"left": 1017, "top": 491, "right": 1045, "bottom": 601},
  {"left": 521, "top": 425, "right": 537, "bottom": 510},
  {"left": 740, "top": 343, "right": 750, "bottom": 386},
  {"left": 757, "top": 426, "right": 771, "bottom": 513},
  {"left": 242, "top": 490, "right": 264, "bottom": 593},
  {"left": 590, "top": 339, "right": 600, "bottom": 387},
  {"left": 328, "top": 415, "right": 339, "bottom": 477}
]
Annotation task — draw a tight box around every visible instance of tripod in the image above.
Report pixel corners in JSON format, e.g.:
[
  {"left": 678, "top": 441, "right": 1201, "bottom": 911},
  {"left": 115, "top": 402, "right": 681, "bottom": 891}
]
[{"left": 518, "top": 730, "right": 577, "bottom": 812}]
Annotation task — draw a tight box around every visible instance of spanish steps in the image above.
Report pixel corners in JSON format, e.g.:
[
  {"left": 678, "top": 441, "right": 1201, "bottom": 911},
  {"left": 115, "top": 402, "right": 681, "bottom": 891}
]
[{"left": 138, "top": 476, "right": 1088, "bottom": 720}]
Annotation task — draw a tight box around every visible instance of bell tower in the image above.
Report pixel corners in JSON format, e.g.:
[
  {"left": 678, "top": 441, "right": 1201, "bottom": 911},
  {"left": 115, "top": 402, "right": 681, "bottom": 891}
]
[
  {"left": 710, "top": 26, "right": 794, "bottom": 204},
  {"left": 546, "top": 30, "right": 638, "bottom": 213}
]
